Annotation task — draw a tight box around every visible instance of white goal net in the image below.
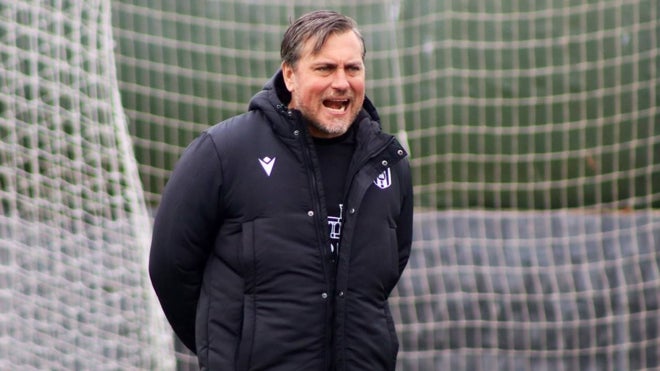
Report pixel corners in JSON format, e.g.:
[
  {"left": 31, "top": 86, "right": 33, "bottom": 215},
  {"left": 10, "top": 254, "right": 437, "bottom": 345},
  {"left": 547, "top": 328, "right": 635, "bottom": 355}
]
[
  {"left": 2, "top": 0, "right": 659, "bottom": 370},
  {"left": 0, "top": 1, "right": 173, "bottom": 369}
]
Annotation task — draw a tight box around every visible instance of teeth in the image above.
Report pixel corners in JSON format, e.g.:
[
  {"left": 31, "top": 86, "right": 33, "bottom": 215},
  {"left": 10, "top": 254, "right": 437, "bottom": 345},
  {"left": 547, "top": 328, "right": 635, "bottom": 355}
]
[
  {"left": 324, "top": 100, "right": 348, "bottom": 112},
  {"left": 329, "top": 105, "right": 346, "bottom": 112}
]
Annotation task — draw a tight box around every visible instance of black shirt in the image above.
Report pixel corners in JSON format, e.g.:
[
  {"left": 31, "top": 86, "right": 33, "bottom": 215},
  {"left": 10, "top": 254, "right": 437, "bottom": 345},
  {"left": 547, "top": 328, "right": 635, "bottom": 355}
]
[{"left": 313, "top": 126, "right": 356, "bottom": 257}]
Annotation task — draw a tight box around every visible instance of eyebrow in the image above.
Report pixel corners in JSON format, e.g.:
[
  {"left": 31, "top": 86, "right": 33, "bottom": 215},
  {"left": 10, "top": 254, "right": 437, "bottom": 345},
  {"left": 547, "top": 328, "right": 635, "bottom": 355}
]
[{"left": 312, "top": 60, "right": 363, "bottom": 68}]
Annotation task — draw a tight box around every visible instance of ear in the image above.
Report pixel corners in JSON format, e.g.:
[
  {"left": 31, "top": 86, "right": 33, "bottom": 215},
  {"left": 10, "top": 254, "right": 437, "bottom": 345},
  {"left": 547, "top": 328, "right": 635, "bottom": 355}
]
[{"left": 281, "top": 62, "right": 295, "bottom": 93}]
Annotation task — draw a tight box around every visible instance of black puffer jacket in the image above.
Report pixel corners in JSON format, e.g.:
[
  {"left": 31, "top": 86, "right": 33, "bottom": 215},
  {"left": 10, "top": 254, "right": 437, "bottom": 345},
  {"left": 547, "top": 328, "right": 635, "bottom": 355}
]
[{"left": 149, "top": 70, "right": 414, "bottom": 371}]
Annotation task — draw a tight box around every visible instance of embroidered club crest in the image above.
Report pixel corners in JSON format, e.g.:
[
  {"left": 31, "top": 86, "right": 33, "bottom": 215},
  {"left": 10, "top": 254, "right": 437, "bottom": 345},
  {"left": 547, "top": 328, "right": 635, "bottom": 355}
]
[{"left": 374, "top": 168, "right": 392, "bottom": 189}]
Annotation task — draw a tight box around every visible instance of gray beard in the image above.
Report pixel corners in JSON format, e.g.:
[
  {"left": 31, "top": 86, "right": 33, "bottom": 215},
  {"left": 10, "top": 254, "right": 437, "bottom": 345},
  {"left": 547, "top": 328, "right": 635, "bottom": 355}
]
[
  {"left": 308, "top": 119, "right": 350, "bottom": 136},
  {"left": 300, "top": 110, "right": 357, "bottom": 138}
]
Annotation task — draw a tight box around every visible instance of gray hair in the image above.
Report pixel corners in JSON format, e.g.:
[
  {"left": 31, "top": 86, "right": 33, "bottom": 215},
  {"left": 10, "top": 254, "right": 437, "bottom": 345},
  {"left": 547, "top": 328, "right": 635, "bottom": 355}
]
[{"left": 280, "top": 10, "right": 365, "bottom": 68}]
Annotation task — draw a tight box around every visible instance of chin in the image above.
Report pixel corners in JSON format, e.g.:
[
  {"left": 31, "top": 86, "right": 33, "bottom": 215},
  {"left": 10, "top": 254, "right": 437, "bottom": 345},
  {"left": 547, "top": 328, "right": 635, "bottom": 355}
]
[
  {"left": 309, "top": 121, "right": 349, "bottom": 138},
  {"left": 325, "top": 121, "right": 352, "bottom": 135}
]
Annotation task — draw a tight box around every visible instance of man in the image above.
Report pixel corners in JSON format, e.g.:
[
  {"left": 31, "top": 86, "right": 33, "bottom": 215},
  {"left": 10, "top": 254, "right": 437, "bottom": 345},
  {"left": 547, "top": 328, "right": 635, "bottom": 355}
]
[{"left": 149, "top": 10, "right": 413, "bottom": 371}]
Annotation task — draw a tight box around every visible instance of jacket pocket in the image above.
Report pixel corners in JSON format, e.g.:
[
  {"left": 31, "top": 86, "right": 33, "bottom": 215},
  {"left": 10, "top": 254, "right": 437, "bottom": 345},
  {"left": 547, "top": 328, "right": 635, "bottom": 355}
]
[
  {"left": 385, "top": 226, "right": 400, "bottom": 293},
  {"left": 236, "top": 221, "right": 257, "bottom": 370},
  {"left": 236, "top": 294, "right": 256, "bottom": 371},
  {"left": 238, "top": 220, "right": 256, "bottom": 290}
]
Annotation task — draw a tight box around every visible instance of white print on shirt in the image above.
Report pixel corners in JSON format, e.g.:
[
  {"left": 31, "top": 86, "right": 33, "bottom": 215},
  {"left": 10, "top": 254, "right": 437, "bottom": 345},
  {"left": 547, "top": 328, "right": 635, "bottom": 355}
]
[
  {"left": 374, "top": 168, "right": 392, "bottom": 189},
  {"left": 328, "top": 204, "right": 343, "bottom": 255}
]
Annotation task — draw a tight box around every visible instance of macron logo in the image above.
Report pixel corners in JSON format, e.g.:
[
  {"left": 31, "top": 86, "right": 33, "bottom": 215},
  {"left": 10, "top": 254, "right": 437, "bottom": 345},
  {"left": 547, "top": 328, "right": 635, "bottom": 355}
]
[{"left": 259, "top": 156, "right": 276, "bottom": 176}]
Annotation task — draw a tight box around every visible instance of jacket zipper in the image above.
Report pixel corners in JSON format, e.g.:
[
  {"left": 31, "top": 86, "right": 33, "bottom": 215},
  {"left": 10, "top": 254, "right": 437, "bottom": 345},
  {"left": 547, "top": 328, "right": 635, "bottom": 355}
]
[{"left": 295, "top": 121, "right": 336, "bottom": 371}]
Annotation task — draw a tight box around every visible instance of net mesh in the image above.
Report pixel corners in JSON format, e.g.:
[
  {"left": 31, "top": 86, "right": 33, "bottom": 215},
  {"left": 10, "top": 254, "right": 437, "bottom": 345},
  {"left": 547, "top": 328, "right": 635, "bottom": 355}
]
[
  {"left": 111, "top": 0, "right": 660, "bottom": 211},
  {"left": 393, "top": 210, "right": 660, "bottom": 370},
  {"left": 2, "top": 0, "right": 659, "bottom": 370},
  {"left": 0, "top": 0, "right": 173, "bottom": 369}
]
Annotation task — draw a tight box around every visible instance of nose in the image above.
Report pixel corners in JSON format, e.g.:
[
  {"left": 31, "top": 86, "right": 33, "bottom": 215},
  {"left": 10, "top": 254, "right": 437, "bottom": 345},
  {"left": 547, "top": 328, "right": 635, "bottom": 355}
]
[{"left": 331, "top": 68, "right": 350, "bottom": 90}]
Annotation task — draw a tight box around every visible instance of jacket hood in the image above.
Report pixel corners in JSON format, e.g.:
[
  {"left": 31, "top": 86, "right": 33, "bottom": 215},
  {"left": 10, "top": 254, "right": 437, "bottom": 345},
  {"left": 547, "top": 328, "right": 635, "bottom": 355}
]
[{"left": 248, "top": 69, "right": 382, "bottom": 126}]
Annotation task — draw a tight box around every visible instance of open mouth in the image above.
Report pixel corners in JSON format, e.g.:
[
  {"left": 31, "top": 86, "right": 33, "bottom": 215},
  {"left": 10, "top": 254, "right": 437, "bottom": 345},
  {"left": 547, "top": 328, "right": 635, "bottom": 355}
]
[{"left": 323, "top": 98, "right": 350, "bottom": 112}]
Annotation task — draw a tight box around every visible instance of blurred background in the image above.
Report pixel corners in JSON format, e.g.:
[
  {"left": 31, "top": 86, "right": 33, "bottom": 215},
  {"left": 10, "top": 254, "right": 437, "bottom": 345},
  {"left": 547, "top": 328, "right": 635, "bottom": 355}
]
[{"left": 1, "top": 0, "right": 659, "bottom": 370}]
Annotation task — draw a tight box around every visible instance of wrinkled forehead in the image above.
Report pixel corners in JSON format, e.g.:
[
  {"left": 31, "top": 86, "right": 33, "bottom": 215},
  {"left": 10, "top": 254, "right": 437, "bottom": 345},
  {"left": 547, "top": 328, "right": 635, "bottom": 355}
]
[{"left": 302, "top": 30, "right": 365, "bottom": 59}]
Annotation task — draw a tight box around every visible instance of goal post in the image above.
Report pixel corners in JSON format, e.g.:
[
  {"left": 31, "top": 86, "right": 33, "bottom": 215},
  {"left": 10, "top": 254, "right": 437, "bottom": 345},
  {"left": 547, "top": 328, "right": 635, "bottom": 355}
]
[{"left": 0, "top": 1, "right": 174, "bottom": 369}]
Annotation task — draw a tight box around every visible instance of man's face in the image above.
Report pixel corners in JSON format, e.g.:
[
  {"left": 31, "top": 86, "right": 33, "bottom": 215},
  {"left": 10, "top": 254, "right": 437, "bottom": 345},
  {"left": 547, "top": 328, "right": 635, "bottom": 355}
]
[{"left": 282, "top": 31, "right": 366, "bottom": 138}]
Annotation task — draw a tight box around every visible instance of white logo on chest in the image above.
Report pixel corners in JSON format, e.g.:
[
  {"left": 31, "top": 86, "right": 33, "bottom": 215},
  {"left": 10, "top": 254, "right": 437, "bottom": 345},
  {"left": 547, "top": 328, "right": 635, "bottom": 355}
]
[
  {"left": 259, "top": 156, "right": 276, "bottom": 176},
  {"left": 374, "top": 168, "right": 392, "bottom": 189}
]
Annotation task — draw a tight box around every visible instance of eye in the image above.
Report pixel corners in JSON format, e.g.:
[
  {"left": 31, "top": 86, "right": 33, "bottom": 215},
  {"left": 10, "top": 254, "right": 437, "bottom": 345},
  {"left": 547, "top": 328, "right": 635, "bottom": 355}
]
[{"left": 347, "top": 65, "right": 363, "bottom": 75}]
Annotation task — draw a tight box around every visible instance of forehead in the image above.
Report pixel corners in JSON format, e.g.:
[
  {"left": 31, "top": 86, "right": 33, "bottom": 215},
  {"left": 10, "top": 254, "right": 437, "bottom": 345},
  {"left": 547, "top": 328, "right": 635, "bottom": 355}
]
[{"left": 300, "top": 31, "right": 363, "bottom": 60}]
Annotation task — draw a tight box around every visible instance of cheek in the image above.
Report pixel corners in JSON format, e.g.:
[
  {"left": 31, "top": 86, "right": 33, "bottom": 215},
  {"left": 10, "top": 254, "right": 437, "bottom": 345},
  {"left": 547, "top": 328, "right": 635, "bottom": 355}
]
[
  {"left": 300, "top": 84, "right": 325, "bottom": 101},
  {"left": 349, "top": 79, "right": 366, "bottom": 95}
]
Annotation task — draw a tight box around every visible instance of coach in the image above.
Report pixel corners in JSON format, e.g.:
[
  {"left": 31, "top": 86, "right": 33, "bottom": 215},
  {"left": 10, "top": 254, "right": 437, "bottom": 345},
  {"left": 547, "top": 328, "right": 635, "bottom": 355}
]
[{"left": 149, "top": 10, "right": 414, "bottom": 370}]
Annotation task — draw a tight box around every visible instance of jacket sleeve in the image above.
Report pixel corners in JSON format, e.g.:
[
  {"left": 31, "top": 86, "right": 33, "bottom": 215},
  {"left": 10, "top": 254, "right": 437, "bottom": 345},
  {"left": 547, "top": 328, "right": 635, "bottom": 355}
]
[
  {"left": 148, "top": 132, "right": 223, "bottom": 353},
  {"left": 396, "top": 158, "right": 414, "bottom": 275}
]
